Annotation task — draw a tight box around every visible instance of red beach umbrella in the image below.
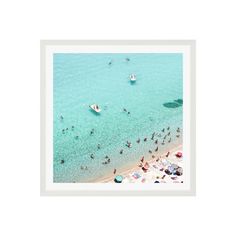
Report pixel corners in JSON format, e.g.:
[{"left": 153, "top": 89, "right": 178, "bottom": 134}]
[{"left": 176, "top": 152, "right": 182, "bottom": 158}]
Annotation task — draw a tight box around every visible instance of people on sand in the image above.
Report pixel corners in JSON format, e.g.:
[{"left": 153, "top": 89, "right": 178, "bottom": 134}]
[
  {"left": 168, "top": 138, "right": 171, "bottom": 143},
  {"left": 140, "top": 156, "right": 144, "bottom": 162},
  {"left": 113, "top": 169, "right": 117, "bottom": 174},
  {"left": 155, "top": 140, "right": 158, "bottom": 144},
  {"left": 176, "top": 134, "right": 180, "bottom": 138},
  {"left": 155, "top": 146, "right": 159, "bottom": 152},
  {"left": 142, "top": 162, "right": 149, "bottom": 172},
  {"left": 166, "top": 151, "right": 170, "bottom": 157},
  {"left": 149, "top": 150, "right": 152, "bottom": 153},
  {"left": 177, "top": 127, "right": 180, "bottom": 132}
]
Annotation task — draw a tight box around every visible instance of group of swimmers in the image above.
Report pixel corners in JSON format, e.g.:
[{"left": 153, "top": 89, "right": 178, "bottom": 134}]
[
  {"left": 59, "top": 114, "right": 181, "bottom": 172},
  {"left": 89, "top": 126, "right": 181, "bottom": 167}
]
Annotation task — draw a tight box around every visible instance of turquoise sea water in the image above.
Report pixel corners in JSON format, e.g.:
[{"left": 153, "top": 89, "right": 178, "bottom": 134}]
[{"left": 53, "top": 53, "right": 183, "bottom": 182}]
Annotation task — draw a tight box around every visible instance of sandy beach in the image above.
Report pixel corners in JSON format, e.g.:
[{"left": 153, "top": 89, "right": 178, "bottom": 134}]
[{"left": 96, "top": 144, "right": 183, "bottom": 183}]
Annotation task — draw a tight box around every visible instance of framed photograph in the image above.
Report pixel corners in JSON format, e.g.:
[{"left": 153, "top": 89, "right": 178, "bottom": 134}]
[{"left": 40, "top": 40, "right": 196, "bottom": 196}]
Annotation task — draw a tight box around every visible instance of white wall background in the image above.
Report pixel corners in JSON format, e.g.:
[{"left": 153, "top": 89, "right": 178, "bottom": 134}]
[{"left": 0, "top": 0, "right": 235, "bottom": 235}]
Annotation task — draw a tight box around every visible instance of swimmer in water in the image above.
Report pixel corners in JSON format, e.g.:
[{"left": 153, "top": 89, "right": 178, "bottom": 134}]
[
  {"left": 75, "top": 136, "right": 79, "bottom": 140},
  {"left": 155, "top": 140, "right": 158, "bottom": 144},
  {"left": 123, "top": 108, "right": 127, "bottom": 112},
  {"left": 90, "top": 129, "right": 94, "bottom": 135},
  {"left": 108, "top": 60, "right": 112, "bottom": 66},
  {"left": 72, "top": 126, "right": 74, "bottom": 130},
  {"left": 151, "top": 132, "right": 155, "bottom": 140},
  {"left": 167, "top": 127, "right": 170, "bottom": 130},
  {"left": 120, "top": 149, "right": 123, "bottom": 154},
  {"left": 60, "top": 115, "right": 64, "bottom": 120},
  {"left": 90, "top": 154, "right": 94, "bottom": 159},
  {"left": 127, "top": 143, "right": 132, "bottom": 148},
  {"left": 127, "top": 111, "right": 130, "bottom": 115},
  {"left": 60, "top": 159, "right": 65, "bottom": 164},
  {"left": 136, "top": 138, "right": 140, "bottom": 143},
  {"left": 144, "top": 138, "right": 147, "bottom": 142},
  {"left": 162, "top": 128, "right": 165, "bottom": 132},
  {"left": 62, "top": 129, "right": 65, "bottom": 134},
  {"left": 149, "top": 150, "right": 152, "bottom": 154},
  {"left": 125, "top": 58, "right": 130, "bottom": 62},
  {"left": 97, "top": 144, "right": 101, "bottom": 149}
]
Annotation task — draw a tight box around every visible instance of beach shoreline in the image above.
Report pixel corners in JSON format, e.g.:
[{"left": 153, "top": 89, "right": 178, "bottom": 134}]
[{"left": 95, "top": 144, "right": 182, "bottom": 183}]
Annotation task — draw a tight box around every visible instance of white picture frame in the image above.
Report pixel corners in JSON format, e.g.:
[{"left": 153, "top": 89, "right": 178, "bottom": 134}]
[{"left": 40, "top": 40, "right": 196, "bottom": 196}]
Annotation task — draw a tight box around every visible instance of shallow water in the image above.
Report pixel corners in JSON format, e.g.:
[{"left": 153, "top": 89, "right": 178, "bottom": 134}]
[{"left": 53, "top": 53, "right": 183, "bottom": 182}]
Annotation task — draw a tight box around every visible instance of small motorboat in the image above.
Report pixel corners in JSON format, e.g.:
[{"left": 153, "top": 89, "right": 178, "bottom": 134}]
[
  {"left": 89, "top": 104, "right": 101, "bottom": 113},
  {"left": 129, "top": 74, "right": 136, "bottom": 82}
]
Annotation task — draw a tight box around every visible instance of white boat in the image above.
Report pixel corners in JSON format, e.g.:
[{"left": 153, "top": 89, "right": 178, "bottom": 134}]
[
  {"left": 89, "top": 104, "right": 101, "bottom": 113},
  {"left": 129, "top": 74, "right": 136, "bottom": 82}
]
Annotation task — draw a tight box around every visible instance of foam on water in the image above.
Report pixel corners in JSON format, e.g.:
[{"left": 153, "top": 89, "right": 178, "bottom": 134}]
[{"left": 53, "top": 53, "right": 183, "bottom": 182}]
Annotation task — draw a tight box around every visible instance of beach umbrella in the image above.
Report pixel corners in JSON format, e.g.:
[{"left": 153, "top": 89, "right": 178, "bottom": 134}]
[
  {"left": 176, "top": 151, "right": 182, "bottom": 158},
  {"left": 114, "top": 175, "right": 123, "bottom": 183}
]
